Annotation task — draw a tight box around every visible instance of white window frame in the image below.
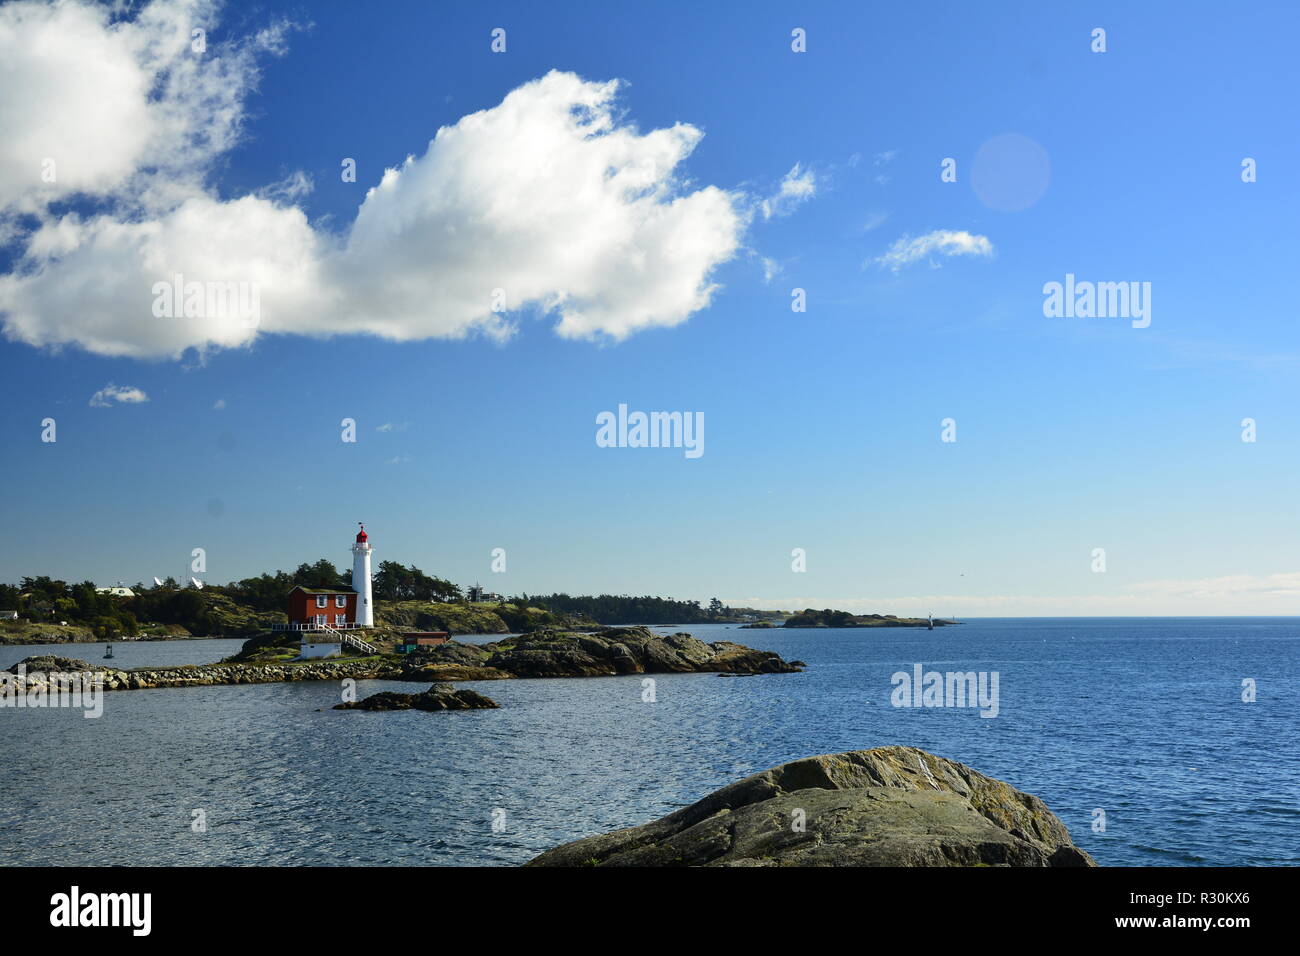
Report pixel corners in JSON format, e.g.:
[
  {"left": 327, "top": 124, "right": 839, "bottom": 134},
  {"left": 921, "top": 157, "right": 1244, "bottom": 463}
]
[
  {"left": 315, "top": 595, "right": 327, "bottom": 608},
  {"left": 335, "top": 595, "right": 347, "bottom": 608}
]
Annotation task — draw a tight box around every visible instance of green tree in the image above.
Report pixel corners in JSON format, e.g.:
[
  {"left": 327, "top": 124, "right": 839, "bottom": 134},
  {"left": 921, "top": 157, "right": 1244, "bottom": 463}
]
[
  {"left": 292, "top": 559, "right": 347, "bottom": 589},
  {"left": 374, "top": 561, "right": 461, "bottom": 602}
]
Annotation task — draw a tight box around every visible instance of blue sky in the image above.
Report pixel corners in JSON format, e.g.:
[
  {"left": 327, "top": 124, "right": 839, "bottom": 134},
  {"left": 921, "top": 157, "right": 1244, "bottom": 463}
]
[{"left": 2, "top": 0, "right": 1299, "bottom": 614}]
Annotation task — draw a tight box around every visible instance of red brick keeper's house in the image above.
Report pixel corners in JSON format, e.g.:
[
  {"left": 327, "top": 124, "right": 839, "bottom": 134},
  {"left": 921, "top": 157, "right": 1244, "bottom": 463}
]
[{"left": 287, "top": 586, "right": 357, "bottom": 628}]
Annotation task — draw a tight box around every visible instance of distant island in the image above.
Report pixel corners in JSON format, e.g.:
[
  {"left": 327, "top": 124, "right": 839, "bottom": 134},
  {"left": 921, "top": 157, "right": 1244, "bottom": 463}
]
[{"left": 762, "top": 609, "right": 958, "bottom": 629}]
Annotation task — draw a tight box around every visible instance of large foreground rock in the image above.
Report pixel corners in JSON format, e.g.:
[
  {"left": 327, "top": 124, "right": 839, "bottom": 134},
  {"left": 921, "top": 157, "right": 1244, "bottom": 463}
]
[
  {"left": 334, "top": 682, "right": 499, "bottom": 711},
  {"left": 527, "top": 746, "right": 1096, "bottom": 867},
  {"left": 397, "top": 626, "right": 802, "bottom": 681}
]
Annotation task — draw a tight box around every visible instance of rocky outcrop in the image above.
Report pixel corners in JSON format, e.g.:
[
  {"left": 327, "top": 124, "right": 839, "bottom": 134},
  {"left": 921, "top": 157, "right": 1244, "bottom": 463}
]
[
  {"left": 396, "top": 627, "right": 803, "bottom": 682},
  {"left": 6, "top": 655, "right": 93, "bottom": 673},
  {"left": 527, "top": 746, "right": 1096, "bottom": 867},
  {"left": 333, "top": 682, "right": 499, "bottom": 711}
]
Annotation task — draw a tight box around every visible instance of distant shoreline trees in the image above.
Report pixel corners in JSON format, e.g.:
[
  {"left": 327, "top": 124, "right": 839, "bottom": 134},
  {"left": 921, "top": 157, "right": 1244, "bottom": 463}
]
[
  {"left": 519, "top": 593, "right": 733, "bottom": 625},
  {"left": 1, "top": 565, "right": 746, "bottom": 633}
]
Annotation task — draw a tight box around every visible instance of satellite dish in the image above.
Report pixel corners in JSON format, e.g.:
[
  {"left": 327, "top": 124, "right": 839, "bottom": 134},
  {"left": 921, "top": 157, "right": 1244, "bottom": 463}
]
[
  {"left": 190, "top": 578, "right": 204, "bottom": 589},
  {"left": 153, "top": 577, "right": 164, "bottom": 587}
]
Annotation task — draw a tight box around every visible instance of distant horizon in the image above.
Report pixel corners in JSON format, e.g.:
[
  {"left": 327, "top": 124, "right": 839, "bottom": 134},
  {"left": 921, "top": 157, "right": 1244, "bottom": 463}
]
[
  {"left": 9, "top": 561, "right": 1300, "bottom": 622},
  {"left": 7, "top": 539, "right": 1300, "bottom": 619}
]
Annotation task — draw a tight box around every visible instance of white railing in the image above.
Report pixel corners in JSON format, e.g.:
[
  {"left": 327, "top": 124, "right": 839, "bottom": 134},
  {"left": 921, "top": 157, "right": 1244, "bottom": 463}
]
[
  {"left": 272, "top": 621, "right": 367, "bottom": 632},
  {"left": 319, "top": 624, "right": 378, "bottom": 656},
  {"left": 274, "top": 620, "right": 379, "bottom": 655}
]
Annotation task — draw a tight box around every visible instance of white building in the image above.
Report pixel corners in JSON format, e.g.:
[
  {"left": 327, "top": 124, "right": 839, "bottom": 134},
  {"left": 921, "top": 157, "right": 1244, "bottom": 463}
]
[
  {"left": 352, "top": 522, "right": 374, "bottom": 627},
  {"left": 299, "top": 640, "right": 342, "bottom": 660}
]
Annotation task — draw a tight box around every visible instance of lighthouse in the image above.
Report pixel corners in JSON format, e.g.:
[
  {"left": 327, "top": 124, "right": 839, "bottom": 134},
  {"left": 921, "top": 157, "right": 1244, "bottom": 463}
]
[{"left": 352, "top": 522, "right": 374, "bottom": 627}]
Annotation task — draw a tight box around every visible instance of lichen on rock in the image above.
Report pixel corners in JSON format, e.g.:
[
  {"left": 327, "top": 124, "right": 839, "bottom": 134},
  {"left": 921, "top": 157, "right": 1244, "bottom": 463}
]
[{"left": 527, "top": 746, "right": 1096, "bottom": 867}]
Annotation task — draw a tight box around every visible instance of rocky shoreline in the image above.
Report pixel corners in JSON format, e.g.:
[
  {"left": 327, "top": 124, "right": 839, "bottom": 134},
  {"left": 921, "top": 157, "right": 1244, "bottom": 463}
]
[
  {"left": 528, "top": 746, "right": 1096, "bottom": 867},
  {"left": 4, "top": 654, "right": 401, "bottom": 691},
  {"left": 0, "top": 627, "right": 199, "bottom": 646},
  {"left": 3, "top": 627, "right": 804, "bottom": 695}
]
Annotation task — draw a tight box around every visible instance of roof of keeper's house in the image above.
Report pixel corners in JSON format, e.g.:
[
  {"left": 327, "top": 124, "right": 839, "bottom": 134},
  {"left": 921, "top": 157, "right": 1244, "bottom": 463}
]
[{"left": 290, "top": 586, "right": 357, "bottom": 595}]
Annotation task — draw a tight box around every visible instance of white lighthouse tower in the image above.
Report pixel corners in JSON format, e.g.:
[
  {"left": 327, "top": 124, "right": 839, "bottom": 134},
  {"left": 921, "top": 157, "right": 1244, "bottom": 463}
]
[{"left": 352, "top": 522, "right": 374, "bottom": 627}]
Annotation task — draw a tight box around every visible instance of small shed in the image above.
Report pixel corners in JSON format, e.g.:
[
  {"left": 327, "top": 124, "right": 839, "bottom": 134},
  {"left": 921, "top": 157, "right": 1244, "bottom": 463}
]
[
  {"left": 397, "top": 631, "right": 451, "bottom": 654},
  {"left": 299, "top": 641, "right": 342, "bottom": 660}
]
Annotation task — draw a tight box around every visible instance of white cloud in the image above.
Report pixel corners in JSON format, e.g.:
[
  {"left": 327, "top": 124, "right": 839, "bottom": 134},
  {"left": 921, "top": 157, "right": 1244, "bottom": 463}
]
[
  {"left": 1, "top": 195, "right": 325, "bottom": 357},
  {"left": 0, "top": 0, "right": 291, "bottom": 219},
  {"left": 212, "top": 398, "right": 226, "bottom": 410},
  {"left": 873, "top": 229, "right": 993, "bottom": 273},
  {"left": 336, "top": 71, "right": 744, "bottom": 344},
  {"left": 870, "top": 151, "right": 898, "bottom": 185},
  {"left": 376, "top": 422, "right": 408, "bottom": 432},
  {"left": 89, "top": 383, "right": 149, "bottom": 407},
  {"left": 256, "top": 170, "right": 314, "bottom": 203},
  {"left": 0, "top": 5, "right": 749, "bottom": 358},
  {"left": 760, "top": 257, "right": 782, "bottom": 283},
  {"left": 1123, "top": 571, "right": 1300, "bottom": 602},
  {"left": 760, "top": 163, "right": 817, "bottom": 220},
  {"left": 861, "top": 211, "right": 889, "bottom": 232}
]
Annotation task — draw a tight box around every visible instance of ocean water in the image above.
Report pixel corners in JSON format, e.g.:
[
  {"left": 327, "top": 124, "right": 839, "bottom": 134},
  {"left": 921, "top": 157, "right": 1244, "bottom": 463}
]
[{"left": 1, "top": 619, "right": 1296, "bottom": 866}]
